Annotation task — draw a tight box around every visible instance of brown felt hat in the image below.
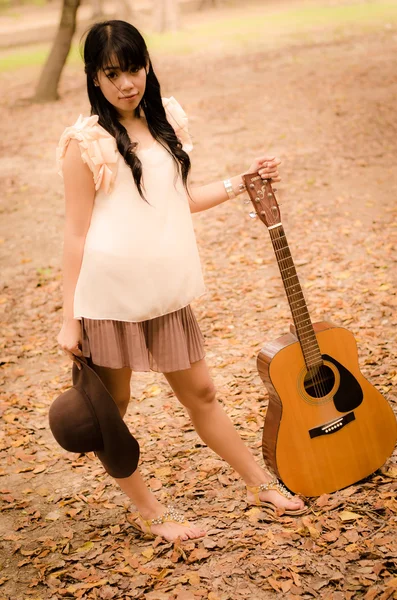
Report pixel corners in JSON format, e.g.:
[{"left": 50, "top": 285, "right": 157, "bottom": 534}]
[{"left": 49, "top": 355, "right": 139, "bottom": 478}]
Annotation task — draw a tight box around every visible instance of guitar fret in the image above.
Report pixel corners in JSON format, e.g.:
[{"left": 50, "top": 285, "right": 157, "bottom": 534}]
[
  {"left": 291, "top": 312, "right": 310, "bottom": 321},
  {"left": 283, "top": 275, "right": 300, "bottom": 284},
  {"left": 298, "top": 325, "right": 316, "bottom": 333},
  {"left": 279, "top": 267, "right": 297, "bottom": 276},
  {"left": 299, "top": 329, "right": 317, "bottom": 337},
  {"left": 293, "top": 317, "right": 311, "bottom": 325},
  {"left": 279, "top": 264, "right": 297, "bottom": 272},
  {"left": 298, "top": 327, "right": 316, "bottom": 336},
  {"left": 292, "top": 312, "right": 311, "bottom": 320},
  {"left": 300, "top": 340, "right": 319, "bottom": 348},
  {"left": 287, "top": 291, "right": 304, "bottom": 299},
  {"left": 301, "top": 342, "right": 317, "bottom": 349},
  {"left": 274, "top": 246, "right": 290, "bottom": 255},
  {"left": 302, "top": 349, "right": 321, "bottom": 357},
  {"left": 292, "top": 307, "right": 310, "bottom": 315},
  {"left": 271, "top": 235, "right": 287, "bottom": 243},
  {"left": 290, "top": 298, "right": 306, "bottom": 305},
  {"left": 302, "top": 350, "right": 321, "bottom": 358},
  {"left": 278, "top": 258, "right": 294, "bottom": 269},
  {"left": 299, "top": 335, "right": 319, "bottom": 344},
  {"left": 294, "top": 319, "right": 312, "bottom": 328}
]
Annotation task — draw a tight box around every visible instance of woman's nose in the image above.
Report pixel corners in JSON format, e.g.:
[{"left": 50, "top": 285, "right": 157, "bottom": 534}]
[{"left": 120, "top": 73, "right": 135, "bottom": 90}]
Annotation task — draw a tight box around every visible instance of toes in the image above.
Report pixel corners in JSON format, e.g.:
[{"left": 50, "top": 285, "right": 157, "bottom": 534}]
[
  {"left": 185, "top": 526, "right": 202, "bottom": 539},
  {"left": 187, "top": 527, "right": 204, "bottom": 539},
  {"left": 291, "top": 499, "right": 306, "bottom": 511}
]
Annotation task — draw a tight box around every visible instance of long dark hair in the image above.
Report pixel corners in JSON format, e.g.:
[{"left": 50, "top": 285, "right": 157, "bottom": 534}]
[{"left": 81, "top": 20, "right": 191, "bottom": 199}]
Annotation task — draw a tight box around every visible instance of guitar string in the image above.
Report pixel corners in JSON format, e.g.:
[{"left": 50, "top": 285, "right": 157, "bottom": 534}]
[
  {"left": 276, "top": 229, "right": 328, "bottom": 399},
  {"left": 269, "top": 224, "right": 327, "bottom": 399},
  {"left": 269, "top": 226, "right": 325, "bottom": 398},
  {"left": 271, "top": 227, "right": 327, "bottom": 398},
  {"left": 252, "top": 182, "right": 327, "bottom": 397}
]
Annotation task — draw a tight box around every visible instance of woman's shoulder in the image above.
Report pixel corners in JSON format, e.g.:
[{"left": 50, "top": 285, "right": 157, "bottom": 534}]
[
  {"left": 56, "top": 114, "right": 118, "bottom": 194},
  {"left": 162, "top": 97, "right": 193, "bottom": 153},
  {"left": 57, "top": 114, "right": 115, "bottom": 145}
]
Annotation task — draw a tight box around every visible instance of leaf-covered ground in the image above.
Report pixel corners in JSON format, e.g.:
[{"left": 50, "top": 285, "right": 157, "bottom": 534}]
[{"left": 0, "top": 6, "right": 396, "bottom": 600}]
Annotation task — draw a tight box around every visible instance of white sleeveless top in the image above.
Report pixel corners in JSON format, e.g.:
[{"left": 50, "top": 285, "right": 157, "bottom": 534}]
[{"left": 56, "top": 98, "right": 206, "bottom": 322}]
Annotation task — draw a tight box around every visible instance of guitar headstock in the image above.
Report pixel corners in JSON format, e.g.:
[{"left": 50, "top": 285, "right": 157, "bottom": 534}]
[{"left": 242, "top": 173, "right": 281, "bottom": 228}]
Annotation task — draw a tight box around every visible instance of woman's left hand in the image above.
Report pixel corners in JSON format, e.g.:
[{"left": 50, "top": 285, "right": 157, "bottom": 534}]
[{"left": 244, "top": 156, "right": 281, "bottom": 182}]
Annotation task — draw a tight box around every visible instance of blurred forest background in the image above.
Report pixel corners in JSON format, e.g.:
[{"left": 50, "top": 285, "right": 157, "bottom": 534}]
[{"left": 0, "top": 1, "right": 397, "bottom": 599}]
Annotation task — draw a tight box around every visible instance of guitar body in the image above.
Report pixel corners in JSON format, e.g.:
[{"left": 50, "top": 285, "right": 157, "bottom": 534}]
[{"left": 258, "top": 321, "right": 397, "bottom": 497}]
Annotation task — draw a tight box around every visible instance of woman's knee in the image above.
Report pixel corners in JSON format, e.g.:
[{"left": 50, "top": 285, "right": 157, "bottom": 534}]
[
  {"left": 184, "top": 382, "right": 217, "bottom": 411},
  {"left": 113, "top": 394, "right": 130, "bottom": 417},
  {"left": 91, "top": 364, "right": 131, "bottom": 416}
]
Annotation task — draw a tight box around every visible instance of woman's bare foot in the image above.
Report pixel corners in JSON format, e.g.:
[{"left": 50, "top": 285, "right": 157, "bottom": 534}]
[
  {"left": 246, "top": 476, "right": 306, "bottom": 514},
  {"left": 136, "top": 506, "right": 206, "bottom": 542}
]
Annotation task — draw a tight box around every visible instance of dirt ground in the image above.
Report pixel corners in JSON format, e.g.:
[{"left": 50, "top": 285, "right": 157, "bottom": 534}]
[{"left": 0, "top": 3, "right": 396, "bottom": 599}]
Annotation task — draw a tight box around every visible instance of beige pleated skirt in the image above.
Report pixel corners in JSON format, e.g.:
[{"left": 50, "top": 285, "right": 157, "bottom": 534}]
[{"left": 81, "top": 305, "right": 205, "bottom": 372}]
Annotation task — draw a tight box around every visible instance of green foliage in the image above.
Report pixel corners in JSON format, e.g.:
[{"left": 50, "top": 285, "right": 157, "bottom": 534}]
[
  {"left": 0, "top": 42, "right": 81, "bottom": 71},
  {"left": 0, "top": 1, "right": 396, "bottom": 72}
]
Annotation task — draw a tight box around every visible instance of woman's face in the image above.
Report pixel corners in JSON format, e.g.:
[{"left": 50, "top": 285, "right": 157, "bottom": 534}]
[{"left": 96, "top": 58, "right": 148, "bottom": 118}]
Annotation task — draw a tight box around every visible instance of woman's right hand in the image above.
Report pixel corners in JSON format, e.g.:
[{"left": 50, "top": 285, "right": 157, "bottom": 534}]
[{"left": 57, "top": 318, "right": 83, "bottom": 367}]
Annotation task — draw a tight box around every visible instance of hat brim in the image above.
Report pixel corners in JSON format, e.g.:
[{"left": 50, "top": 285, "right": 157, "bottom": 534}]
[{"left": 75, "top": 358, "right": 140, "bottom": 478}]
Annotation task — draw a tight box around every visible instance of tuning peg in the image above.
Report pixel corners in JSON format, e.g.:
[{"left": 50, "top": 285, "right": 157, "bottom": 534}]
[{"left": 249, "top": 211, "right": 257, "bottom": 219}]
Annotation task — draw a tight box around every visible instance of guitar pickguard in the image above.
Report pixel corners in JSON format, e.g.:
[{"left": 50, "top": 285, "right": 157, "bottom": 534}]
[{"left": 322, "top": 354, "right": 363, "bottom": 412}]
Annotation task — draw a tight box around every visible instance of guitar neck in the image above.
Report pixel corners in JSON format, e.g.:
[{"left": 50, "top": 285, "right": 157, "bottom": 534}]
[{"left": 268, "top": 224, "right": 323, "bottom": 368}]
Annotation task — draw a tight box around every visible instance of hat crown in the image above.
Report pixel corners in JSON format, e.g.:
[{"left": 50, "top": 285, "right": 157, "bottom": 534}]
[
  {"left": 49, "top": 384, "right": 103, "bottom": 453},
  {"left": 49, "top": 357, "right": 140, "bottom": 478}
]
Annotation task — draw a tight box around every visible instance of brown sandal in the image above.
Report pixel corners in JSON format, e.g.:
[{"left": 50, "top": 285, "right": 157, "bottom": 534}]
[
  {"left": 247, "top": 478, "right": 308, "bottom": 516},
  {"left": 131, "top": 505, "right": 189, "bottom": 538}
]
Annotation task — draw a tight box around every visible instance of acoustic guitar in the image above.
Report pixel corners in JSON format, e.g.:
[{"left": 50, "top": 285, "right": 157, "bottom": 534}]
[{"left": 242, "top": 172, "right": 397, "bottom": 497}]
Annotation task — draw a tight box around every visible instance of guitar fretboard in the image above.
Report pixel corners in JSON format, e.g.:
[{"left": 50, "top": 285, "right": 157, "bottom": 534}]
[{"left": 269, "top": 225, "right": 323, "bottom": 368}]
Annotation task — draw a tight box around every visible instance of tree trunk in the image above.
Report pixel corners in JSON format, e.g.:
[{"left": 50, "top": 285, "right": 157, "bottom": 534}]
[
  {"left": 91, "top": 0, "right": 104, "bottom": 18},
  {"left": 153, "top": 0, "right": 179, "bottom": 33},
  {"left": 199, "top": 0, "right": 222, "bottom": 9},
  {"left": 118, "top": 0, "right": 134, "bottom": 20},
  {"left": 33, "top": 0, "right": 81, "bottom": 103}
]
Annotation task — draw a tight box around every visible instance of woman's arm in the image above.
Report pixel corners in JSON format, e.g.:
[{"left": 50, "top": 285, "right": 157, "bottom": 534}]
[
  {"left": 188, "top": 156, "right": 281, "bottom": 214},
  {"left": 57, "top": 139, "right": 95, "bottom": 361}
]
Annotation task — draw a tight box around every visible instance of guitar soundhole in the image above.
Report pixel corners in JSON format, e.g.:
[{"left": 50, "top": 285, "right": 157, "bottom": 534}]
[{"left": 304, "top": 365, "right": 335, "bottom": 398}]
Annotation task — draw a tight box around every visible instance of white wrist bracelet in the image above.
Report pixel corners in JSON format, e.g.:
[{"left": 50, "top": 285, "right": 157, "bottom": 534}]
[
  {"left": 223, "top": 178, "right": 235, "bottom": 199},
  {"left": 223, "top": 178, "right": 247, "bottom": 199}
]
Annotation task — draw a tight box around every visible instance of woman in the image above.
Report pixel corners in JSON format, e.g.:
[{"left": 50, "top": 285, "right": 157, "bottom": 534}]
[{"left": 56, "top": 19, "right": 306, "bottom": 542}]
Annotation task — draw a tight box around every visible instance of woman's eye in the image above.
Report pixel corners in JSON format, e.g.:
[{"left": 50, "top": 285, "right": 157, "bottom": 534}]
[
  {"left": 129, "top": 67, "right": 140, "bottom": 73},
  {"left": 107, "top": 72, "right": 116, "bottom": 79}
]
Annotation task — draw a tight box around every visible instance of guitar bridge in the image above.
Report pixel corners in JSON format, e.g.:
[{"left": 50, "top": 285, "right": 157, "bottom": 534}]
[{"left": 309, "top": 411, "right": 355, "bottom": 439}]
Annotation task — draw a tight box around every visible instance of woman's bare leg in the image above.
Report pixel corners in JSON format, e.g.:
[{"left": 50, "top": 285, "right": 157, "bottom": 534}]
[
  {"left": 91, "top": 363, "right": 205, "bottom": 540},
  {"left": 164, "top": 359, "right": 305, "bottom": 512}
]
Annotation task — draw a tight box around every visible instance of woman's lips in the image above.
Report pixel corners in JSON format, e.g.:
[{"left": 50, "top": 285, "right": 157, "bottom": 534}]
[{"left": 120, "top": 94, "right": 138, "bottom": 101}]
